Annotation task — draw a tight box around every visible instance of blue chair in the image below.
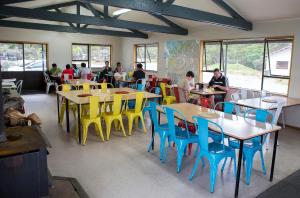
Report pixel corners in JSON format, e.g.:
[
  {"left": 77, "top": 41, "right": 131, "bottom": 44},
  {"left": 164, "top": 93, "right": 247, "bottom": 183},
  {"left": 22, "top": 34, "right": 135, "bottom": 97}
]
[
  {"left": 189, "top": 116, "right": 236, "bottom": 193},
  {"left": 209, "top": 102, "right": 239, "bottom": 143},
  {"left": 162, "top": 107, "right": 199, "bottom": 173},
  {"left": 223, "top": 108, "right": 273, "bottom": 185},
  {"left": 143, "top": 87, "right": 161, "bottom": 118},
  {"left": 147, "top": 101, "right": 181, "bottom": 160}
]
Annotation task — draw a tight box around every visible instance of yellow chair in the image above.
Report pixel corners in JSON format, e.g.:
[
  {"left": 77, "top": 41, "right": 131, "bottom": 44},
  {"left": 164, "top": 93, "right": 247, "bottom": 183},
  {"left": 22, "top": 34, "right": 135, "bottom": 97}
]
[
  {"left": 80, "top": 96, "right": 105, "bottom": 145},
  {"left": 57, "top": 84, "right": 77, "bottom": 124},
  {"left": 160, "top": 82, "right": 176, "bottom": 105},
  {"left": 102, "top": 94, "right": 126, "bottom": 140},
  {"left": 124, "top": 92, "right": 147, "bottom": 135},
  {"left": 82, "top": 83, "right": 91, "bottom": 91},
  {"left": 100, "top": 83, "right": 114, "bottom": 92}
]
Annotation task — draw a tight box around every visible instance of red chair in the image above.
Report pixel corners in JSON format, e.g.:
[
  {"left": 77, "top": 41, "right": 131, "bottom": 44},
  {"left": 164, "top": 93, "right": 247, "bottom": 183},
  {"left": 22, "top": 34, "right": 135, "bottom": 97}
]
[
  {"left": 87, "top": 73, "right": 92, "bottom": 80},
  {"left": 200, "top": 97, "right": 211, "bottom": 108},
  {"left": 173, "top": 87, "right": 180, "bottom": 103}
]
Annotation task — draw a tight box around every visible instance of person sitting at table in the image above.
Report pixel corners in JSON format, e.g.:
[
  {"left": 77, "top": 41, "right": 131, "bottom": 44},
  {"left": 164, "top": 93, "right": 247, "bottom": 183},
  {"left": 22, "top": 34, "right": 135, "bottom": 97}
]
[
  {"left": 99, "top": 61, "right": 113, "bottom": 83},
  {"left": 61, "top": 64, "right": 74, "bottom": 82},
  {"left": 79, "top": 63, "right": 92, "bottom": 80},
  {"left": 132, "top": 63, "right": 145, "bottom": 83},
  {"left": 49, "top": 63, "right": 62, "bottom": 85},
  {"left": 114, "top": 62, "right": 125, "bottom": 87},
  {"left": 179, "top": 71, "right": 197, "bottom": 103},
  {"left": 208, "top": 68, "right": 229, "bottom": 106},
  {"left": 72, "top": 64, "right": 79, "bottom": 77}
]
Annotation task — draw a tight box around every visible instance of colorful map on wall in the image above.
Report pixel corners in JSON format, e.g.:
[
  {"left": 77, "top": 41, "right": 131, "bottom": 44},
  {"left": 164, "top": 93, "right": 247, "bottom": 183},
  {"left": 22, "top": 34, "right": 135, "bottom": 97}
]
[{"left": 163, "top": 40, "right": 200, "bottom": 84}]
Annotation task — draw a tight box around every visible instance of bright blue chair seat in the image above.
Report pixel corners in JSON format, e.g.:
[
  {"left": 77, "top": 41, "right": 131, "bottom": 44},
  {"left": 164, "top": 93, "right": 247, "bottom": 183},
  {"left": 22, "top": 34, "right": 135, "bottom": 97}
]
[{"left": 189, "top": 116, "right": 236, "bottom": 193}]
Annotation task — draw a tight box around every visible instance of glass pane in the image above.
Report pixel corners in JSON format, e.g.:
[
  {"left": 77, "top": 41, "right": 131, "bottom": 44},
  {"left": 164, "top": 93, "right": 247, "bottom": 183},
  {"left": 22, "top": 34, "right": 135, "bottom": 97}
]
[
  {"left": 90, "top": 45, "right": 111, "bottom": 68},
  {"left": 264, "top": 41, "right": 292, "bottom": 77},
  {"left": 72, "top": 61, "right": 89, "bottom": 68},
  {"left": 263, "top": 77, "right": 289, "bottom": 95},
  {"left": 72, "top": 45, "right": 88, "bottom": 61},
  {"left": 136, "top": 46, "right": 145, "bottom": 63},
  {"left": 0, "top": 43, "right": 23, "bottom": 71},
  {"left": 24, "top": 44, "right": 46, "bottom": 71},
  {"left": 145, "top": 45, "right": 158, "bottom": 71},
  {"left": 203, "top": 72, "right": 213, "bottom": 83},
  {"left": 225, "top": 43, "right": 264, "bottom": 90},
  {"left": 203, "top": 42, "right": 221, "bottom": 71}
]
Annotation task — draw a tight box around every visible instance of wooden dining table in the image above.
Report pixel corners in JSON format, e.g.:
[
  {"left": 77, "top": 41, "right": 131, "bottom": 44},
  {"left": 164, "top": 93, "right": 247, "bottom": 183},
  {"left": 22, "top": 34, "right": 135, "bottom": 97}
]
[
  {"left": 67, "top": 79, "right": 99, "bottom": 86},
  {"left": 235, "top": 95, "right": 300, "bottom": 110},
  {"left": 56, "top": 87, "right": 161, "bottom": 145},
  {"left": 156, "top": 103, "right": 281, "bottom": 197},
  {"left": 190, "top": 88, "right": 227, "bottom": 96}
]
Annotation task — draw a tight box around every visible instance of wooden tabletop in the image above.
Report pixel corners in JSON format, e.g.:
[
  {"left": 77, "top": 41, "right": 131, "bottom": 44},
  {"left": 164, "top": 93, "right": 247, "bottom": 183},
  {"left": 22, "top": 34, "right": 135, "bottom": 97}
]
[
  {"left": 235, "top": 96, "right": 300, "bottom": 110},
  {"left": 57, "top": 87, "right": 161, "bottom": 105},
  {"left": 190, "top": 88, "right": 226, "bottom": 96},
  {"left": 67, "top": 79, "right": 99, "bottom": 86},
  {"left": 159, "top": 103, "right": 281, "bottom": 140}
]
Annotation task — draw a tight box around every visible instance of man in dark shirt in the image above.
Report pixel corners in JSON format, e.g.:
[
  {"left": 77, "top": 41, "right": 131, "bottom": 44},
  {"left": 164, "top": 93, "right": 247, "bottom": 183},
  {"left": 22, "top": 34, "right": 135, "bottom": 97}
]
[
  {"left": 133, "top": 63, "right": 145, "bottom": 82},
  {"left": 208, "top": 68, "right": 229, "bottom": 105},
  {"left": 99, "top": 61, "right": 113, "bottom": 83}
]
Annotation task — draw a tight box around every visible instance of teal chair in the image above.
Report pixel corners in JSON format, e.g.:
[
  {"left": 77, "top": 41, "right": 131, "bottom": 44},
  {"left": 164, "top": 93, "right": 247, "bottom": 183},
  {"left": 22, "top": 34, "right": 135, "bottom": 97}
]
[
  {"left": 147, "top": 101, "right": 182, "bottom": 160},
  {"left": 162, "top": 107, "right": 198, "bottom": 173},
  {"left": 189, "top": 116, "right": 236, "bottom": 193},
  {"left": 223, "top": 108, "right": 273, "bottom": 185}
]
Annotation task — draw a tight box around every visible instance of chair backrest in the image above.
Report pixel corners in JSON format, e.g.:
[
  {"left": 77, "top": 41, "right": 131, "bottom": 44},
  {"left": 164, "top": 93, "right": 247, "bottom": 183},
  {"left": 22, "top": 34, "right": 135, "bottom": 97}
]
[
  {"left": 244, "top": 108, "right": 273, "bottom": 123},
  {"left": 214, "top": 101, "right": 237, "bottom": 114},
  {"left": 272, "top": 101, "right": 285, "bottom": 124},
  {"left": 260, "top": 90, "right": 272, "bottom": 98},
  {"left": 149, "top": 87, "right": 161, "bottom": 103},
  {"left": 164, "top": 106, "right": 190, "bottom": 139},
  {"left": 57, "top": 84, "right": 72, "bottom": 92},
  {"left": 136, "top": 79, "right": 146, "bottom": 91},
  {"left": 148, "top": 101, "right": 160, "bottom": 131},
  {"left": 43, "top": 72, "right": 51, "bottom": 83},
  {"left": 231, "top": 89, "right": 247, "bottom": 101},
  {"left": 111, "top": 94, "right": 124, "bottom": 116},
  {"left": 100, "top": 83, "right": 114, "bottom": 92},
  {"left": 127, "top": 92, "right": 145, "bottom": 113},
  {"left": 160, "top": 83, "right": 167, "bottom": 98},
  {"left": 150, "top": 77, "right": 157, "bottom": 87},
  {"left": 16, "top": 80, "right": 23, "bottom": 94},
  {"left": 193, "top": 116, "right": 225, "bottom": 153},
  {"left": 89, "top": 96, "right": 100, "bottom": 119},
  {"left": 82, "top": 83, "right": 90, "bottom": 91}
]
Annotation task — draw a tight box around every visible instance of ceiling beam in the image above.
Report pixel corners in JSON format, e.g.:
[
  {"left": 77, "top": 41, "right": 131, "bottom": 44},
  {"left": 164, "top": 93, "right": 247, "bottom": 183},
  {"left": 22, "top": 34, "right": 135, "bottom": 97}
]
[
  {"left": 151, "top": 13, "right": 187, "bottom": 33},
  {"left": 165, "top": 0, "right": 175, "bottom": 4},
  {"left": 78, "top": 1, "right": 148, "bottom": 38},
  {"left": 212, "top": 0, "right": 246, "bottom": 20},
  {"left": 0, "top": 0, "right": 33, "bottom": 5},
  {"left": 54, "top": 8, "right": 76, "bottom": 28},
  {"left": 83, "top": 0, "right": 252, "bottom": 30},
  {"left": 0, "top": 5, "right": 186, "bottom": 35},
  {"left": 0, "top": 20, "right": 148, "bottom": 38}
]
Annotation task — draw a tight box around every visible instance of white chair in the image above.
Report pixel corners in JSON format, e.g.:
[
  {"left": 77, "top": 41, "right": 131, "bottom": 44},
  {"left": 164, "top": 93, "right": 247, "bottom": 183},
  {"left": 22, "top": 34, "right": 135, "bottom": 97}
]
[
  {"left": 44, "top": 72, "right": 56, "bottom": 94},
  {"left": 265, "top": 101, "right": 285, "bottom": 150},
  {"left": 231, "top": 89, "right": 249, "bottom": 115},
  {"left": 15, "top": 80, "right": 23, "bottom": 95}
]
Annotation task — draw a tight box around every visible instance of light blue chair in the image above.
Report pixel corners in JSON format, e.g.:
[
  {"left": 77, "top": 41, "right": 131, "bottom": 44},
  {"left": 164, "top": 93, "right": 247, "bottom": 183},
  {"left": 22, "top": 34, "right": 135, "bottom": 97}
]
[
  {"left": 223, "top": 108, "right": 273, "bottom": 185},
  {"left": 147, "top": 101, "right": 181, "bottom": 160},
  {"left": 189, "top": 116, "right": 237, "bottom": 193},
  {"left": 208, "top": 102, "right": 239, "bottom": 143},
  {"left": 162, "top": 107, "right": 199, "bottom": 173},
  {"left": 143, "top": 87, "right": 161, "bottom": 118}
]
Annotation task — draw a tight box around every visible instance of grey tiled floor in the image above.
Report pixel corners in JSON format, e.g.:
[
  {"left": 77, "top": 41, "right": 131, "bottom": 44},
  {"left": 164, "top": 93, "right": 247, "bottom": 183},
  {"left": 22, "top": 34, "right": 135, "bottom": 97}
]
[{"left": 23, "top": 94, "right": 300, "bottom": 198}]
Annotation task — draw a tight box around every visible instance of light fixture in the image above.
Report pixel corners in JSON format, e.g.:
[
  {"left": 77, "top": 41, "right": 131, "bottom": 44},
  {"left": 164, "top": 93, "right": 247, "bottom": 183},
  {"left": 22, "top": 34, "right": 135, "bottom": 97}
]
[{"left": 112, "top": 9, "right": 131, "bottom": 16}]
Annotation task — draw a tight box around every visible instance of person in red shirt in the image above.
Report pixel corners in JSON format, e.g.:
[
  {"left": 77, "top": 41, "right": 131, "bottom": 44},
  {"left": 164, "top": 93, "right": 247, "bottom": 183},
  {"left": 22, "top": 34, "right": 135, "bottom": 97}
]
[{"left": 61, "top": 64, "right": 74, "bottom": 82}]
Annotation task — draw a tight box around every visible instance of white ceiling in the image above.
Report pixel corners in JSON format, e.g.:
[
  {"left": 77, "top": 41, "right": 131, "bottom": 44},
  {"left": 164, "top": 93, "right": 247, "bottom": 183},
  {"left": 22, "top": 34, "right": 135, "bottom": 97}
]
[{"left": 4, "top": 0, "right": 300, "bottom": 32}]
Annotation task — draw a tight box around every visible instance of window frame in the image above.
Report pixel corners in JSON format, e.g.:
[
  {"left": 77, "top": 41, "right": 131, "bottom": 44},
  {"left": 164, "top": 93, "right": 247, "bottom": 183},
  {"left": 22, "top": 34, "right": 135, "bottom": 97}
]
[
  {"left": 134, "top": 43, "right": 159, "bottom": 72},
  {"left": 201, "top": 37, "right": 294, "bottom": 95},
  {"left": 0, "top": 40, "right": 48, "bottom": 72},
  {"left": 72, "top": 43, "right": 112, "bottom": 69}
]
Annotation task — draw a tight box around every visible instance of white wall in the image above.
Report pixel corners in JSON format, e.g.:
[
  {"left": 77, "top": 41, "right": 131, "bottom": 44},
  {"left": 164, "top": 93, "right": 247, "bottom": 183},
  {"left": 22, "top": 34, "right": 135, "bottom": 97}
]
[
  {"left": 0, "top": 27, "right": 122, "bottom": 70},
  {"left": 120, "top": 18, "right": 300, "bottom": 127}
]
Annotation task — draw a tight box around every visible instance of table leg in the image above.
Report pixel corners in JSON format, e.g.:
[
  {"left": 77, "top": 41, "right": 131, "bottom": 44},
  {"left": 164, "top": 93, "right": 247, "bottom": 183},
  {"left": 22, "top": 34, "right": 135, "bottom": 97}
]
[
  {"left": 56, "top": 94, "right": 60, "bottom": 123},
  {"left": 65, "top": 99, "right": 70, "bottom": 133},
  {"left": 77, "top": 104, "right": 82, "bottom": 144},
  {"left": 235, "top": 140, "right": 244, "bottom": 198},
  {"left": 270, "top": 131, "right": 279, "bottom": 181}
]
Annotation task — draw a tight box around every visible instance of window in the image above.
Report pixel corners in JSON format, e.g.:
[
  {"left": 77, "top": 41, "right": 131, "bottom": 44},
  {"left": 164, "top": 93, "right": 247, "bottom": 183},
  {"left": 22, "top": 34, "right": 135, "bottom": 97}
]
[
  {"left": 72, "top": 44, "right": 111, "bottom": 69},
  {"left": 202, "top": 41, "right": 223, "bottom": 83},
  {"left": 201, "top": 38, "right": 293, "bottom": 95},
  {"left": 134, "top": 43, "right": 158, "bottom": 71},
  {"left": 0, "top": 42, "right": 47, "bottom": 72}
]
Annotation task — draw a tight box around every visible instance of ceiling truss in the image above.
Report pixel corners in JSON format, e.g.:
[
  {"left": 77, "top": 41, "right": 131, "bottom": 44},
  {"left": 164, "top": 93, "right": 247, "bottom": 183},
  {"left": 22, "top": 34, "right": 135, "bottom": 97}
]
[{"left": 0, "top": 0, "right": 252, "bottom": 38}]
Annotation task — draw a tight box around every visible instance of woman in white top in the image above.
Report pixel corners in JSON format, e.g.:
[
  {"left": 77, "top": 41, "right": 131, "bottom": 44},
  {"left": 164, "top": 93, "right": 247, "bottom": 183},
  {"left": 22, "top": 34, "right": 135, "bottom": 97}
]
[
  {"left": 79, "top": 63, "right": 92, "bottom": 79},
  {"left": 179, "top": 71, "right": 195, "bottom": 102}
]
